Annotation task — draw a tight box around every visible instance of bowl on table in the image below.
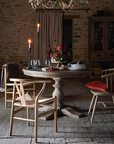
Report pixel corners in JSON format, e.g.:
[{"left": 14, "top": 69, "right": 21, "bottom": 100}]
[{"left": 67, "top": 62, "right": 86, "bottom": 71}]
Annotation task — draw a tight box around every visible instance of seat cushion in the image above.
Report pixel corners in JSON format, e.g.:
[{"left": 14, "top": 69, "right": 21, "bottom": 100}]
[
  {"left": 14, "top": 101, "right": 35, "bottom": 108},
  {"left": 16, "top": 92, "right": 33, "bottom": 101},
  {"left": 85, "top": 81, "right": 107, "bottom": 92}
]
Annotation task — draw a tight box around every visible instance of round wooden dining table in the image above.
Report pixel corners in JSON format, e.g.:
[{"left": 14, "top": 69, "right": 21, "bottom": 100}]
[{"left": 23, "top": 67, "right": 93, "bottom": 119}]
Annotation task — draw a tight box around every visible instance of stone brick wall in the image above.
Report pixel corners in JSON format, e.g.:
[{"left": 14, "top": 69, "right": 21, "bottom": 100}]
[
  {"left": 64, "top": 0, "right": 114, "bottom": 64},
  {"left": 0, "top": 0, "right": 35, "bottom": 72},
  {"left": 0, "top": 0, "right": 114, "bottom": 73}
]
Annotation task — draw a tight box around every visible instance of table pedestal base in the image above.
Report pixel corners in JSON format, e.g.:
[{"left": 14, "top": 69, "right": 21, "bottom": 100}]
[
  {"left": 61, "top": 107, "right": 83, "bottom": 118},
  {"left": 39, "top": 77, "right": 84, "bottom": 120},
  {"left": 39, "top": 106, "right": 84, "bottom": 120}
]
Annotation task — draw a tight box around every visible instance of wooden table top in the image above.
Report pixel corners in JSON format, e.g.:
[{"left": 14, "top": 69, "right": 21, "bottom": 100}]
[{"left": 23, "top": 67, "right": 93, "bottom": 79}]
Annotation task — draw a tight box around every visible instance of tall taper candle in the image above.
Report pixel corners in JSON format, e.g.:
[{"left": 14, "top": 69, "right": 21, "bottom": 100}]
[
  {"left": 36, "top": 23, "right": 40, "bottom": 67},
  {"left": 27, "top": 39, "right": 32, "bottom": 69},
  {"left": 37, "top": 23, "right": 40, "bottom": 32},
  {"left": 28, "top": 39, "right": 31, "bottom": 48}
]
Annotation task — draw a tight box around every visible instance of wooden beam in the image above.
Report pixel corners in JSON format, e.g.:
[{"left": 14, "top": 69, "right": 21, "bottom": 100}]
[{"left": 36, "top": 8, "right": 90, "bottom": 12}]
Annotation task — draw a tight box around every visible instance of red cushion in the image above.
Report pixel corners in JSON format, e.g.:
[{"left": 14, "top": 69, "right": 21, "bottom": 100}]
[{"left": 85, "top": 81, "right": 107, "bottom": 92}]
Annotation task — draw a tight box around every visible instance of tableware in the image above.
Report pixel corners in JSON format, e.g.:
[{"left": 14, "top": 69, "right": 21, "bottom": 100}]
[
  {"left": 68, "top": 63, "right": 86, "bottom": 71},
  {"left": 45, "top": 60, "right": 50, "bottom": 66}
]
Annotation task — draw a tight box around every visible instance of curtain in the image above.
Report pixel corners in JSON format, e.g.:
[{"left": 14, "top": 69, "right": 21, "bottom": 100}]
[{"left": 34, "top": 11, "right": 63, "bottom": 65}]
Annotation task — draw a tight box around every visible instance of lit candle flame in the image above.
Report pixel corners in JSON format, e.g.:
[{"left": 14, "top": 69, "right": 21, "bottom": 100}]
[
  {"left": 37, "top": 23, "right": 40, "bottom": 32},
  {"left": 28, "top": 39, "right": 31, "bottom": 43},
  {"left": 28, "top": 39, "right": 31, "bottom": 48},
  {"left": 37, "top": 23, "right": 40, "bottom": 27}
]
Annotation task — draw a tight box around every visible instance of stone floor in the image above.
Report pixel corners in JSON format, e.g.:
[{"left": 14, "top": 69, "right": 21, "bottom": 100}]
[
  {"left": 0, "top": 137, "right": 114, "bottom": 144},
  {"left": 0, "top": 77, "right": 114, "bottom": 144}
]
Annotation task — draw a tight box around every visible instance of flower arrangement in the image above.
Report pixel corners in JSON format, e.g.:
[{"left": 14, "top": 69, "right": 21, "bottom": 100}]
[
  {"left": 29, "top": 0, "right": 88, "bottom": 11},
  {"left": 47, "top": 44, "right": 70, "bottom": 62}
]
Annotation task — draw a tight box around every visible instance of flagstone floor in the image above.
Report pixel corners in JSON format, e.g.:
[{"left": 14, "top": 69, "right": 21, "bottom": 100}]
[{"left": 0, "top": 77, "right": 113, "bottom": 144}]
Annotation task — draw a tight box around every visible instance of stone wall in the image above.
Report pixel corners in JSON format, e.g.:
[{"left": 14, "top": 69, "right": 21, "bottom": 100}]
[
  {"left": 0, "top": 0, "right": 114, "bottom": 73},
  {"left": 0, "top": 0, "right": 35, "bottom": 72}
]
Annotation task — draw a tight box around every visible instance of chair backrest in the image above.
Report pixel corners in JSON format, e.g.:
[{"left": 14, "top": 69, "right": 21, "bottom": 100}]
[
  {"left": 11, "top": 78, "right": 48, "bottom": 106},
  {"left": 1, "top": 63, "right": 20, "bottom": 89},
  {"left": 101, "top": 68, "right": 114, "bottom": 76},
  {"left": 5, "top": 63, "right": 20, "bottom": 82},
  {"left": 101, "top": 68, "right": 114, "bottom": 92},
  {"left": 14, "top": 80, "right": 26, "bottom": 105}
]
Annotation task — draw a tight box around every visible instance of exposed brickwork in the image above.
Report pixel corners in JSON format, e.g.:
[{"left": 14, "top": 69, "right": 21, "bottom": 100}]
[
  {"left": 0, "top": 0, "right": 114, "bottom": 73},
  {"left": 0, "top": 0, "right": 35, "bottom": 72},
  {"left": 65, "top": 0, "right": 114, "bottom": 64}
]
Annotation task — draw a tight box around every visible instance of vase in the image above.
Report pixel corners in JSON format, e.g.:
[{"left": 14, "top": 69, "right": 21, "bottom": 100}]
[
  {"left": 51, "top": 57, "right": 67, "bottom": 68},
  {"left": 51, "top": 57, "right": 66, "bottom": 63}
]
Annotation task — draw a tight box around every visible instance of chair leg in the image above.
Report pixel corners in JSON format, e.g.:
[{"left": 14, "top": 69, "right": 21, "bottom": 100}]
[
  {"left": 91, "top": 95, "right": 98, "bottom": 123},
  {"left": 35, "top": 105, "right": 38, "bottom": 143},
  {"left": 33, "top": 84, "right": 35, "bottom": 96},
  {"left": 27, "top": 108, "right": 30, "bottom": 126},
  {"left": 112, "top": 95, "right": 114, "bottom": 103},
  {"left": 88, "top": 95, "right": 95, "bottom": 115},
  {"left": 5, "top": 91, "right": 7, "bottom": 108},
  {"left": 9, "top": 105, "right": 15, "bottom": 136},
  {"left": 5, "top": 67, "right": 7, "bottom": 108},
  {"left": 54, "top": 96, "right": 57, "bottom": 132}
]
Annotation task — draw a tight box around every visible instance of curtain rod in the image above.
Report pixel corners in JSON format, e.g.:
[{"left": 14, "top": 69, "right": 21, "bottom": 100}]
[{"left": 36, "top": 8, "right": 90, "bottom": 12}]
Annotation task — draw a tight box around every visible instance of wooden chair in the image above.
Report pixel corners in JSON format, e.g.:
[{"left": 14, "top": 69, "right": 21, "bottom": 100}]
[
  {"left": 3, "top": 64, "right": 35, "bottom": 108},
  {"left": 9, "top": 78, "right": 57, "bottom": 143},
  {"left": 86, "top": 68, "right": 114, "bottom": 123}
]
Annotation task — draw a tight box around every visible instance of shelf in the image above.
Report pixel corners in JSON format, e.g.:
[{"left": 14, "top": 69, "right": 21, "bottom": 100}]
[
  {"left": 89, "top": 17, "right": 114, "bottom": 67},
  {"left": 95, "top": 40, "right": 103, "bottom": 43},
  {"left": 108, "top": 41, "right": 114, "bottom": 43},
  {"left": 108, "top": 29, "right": 114, "bottom": 30},
  {"left": 95, "top": 29, "right": 103, "bottom": 31}
]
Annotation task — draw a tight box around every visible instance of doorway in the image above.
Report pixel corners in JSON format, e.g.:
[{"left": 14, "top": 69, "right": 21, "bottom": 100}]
[{"left": 63, "top": 19, "right": 72, "bottom": 63}]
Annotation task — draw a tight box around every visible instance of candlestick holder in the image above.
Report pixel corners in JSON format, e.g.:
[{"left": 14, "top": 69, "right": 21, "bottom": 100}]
[
  {"left": 27, "top": 48, "right": 32, "bottom": 69},
  {"left": 35, "top": 31, "right": 42, "bottom": 68}
]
